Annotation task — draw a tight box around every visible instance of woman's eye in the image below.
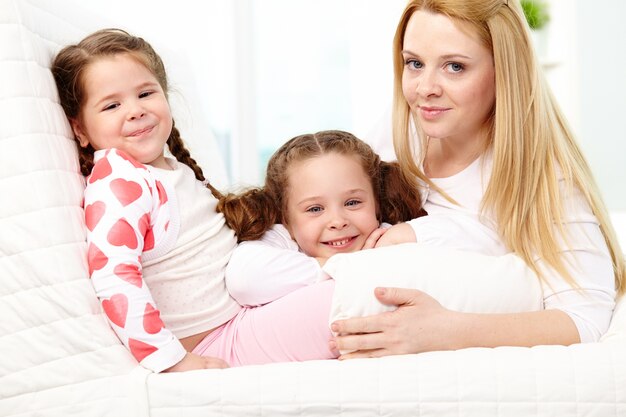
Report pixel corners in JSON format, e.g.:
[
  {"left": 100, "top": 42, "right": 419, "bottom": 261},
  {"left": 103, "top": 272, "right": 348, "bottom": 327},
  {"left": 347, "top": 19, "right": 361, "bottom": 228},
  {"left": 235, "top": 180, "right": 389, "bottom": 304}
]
[
  {"left": 405, "top": 59, "right": 423, "bottom": 70},
  {"left": 447, "top": 62, "right": 464, "bottom": 73}
]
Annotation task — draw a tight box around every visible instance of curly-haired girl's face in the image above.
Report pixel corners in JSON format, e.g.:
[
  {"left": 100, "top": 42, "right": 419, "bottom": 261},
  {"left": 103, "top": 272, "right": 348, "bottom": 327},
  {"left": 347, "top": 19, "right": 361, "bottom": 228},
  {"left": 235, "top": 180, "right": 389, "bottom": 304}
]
[{"left": 284, "top": 152, "right": 379, "bottom": 259}]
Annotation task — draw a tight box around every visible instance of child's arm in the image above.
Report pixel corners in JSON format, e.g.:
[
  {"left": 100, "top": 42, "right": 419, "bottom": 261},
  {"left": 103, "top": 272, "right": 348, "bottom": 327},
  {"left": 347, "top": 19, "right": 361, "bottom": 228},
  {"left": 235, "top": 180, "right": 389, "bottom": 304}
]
[
  {"left": 362, "top": 227, "right": 389, "bottom": 249},
  {"left": 165, "top": 352, "right": 228, "bottom": 371},
  {"left": 225, "top": 224, "right": 328, "bottom": 306},
  {"left": 374, "top": 223, "right": 416, "bottom": 247},
  {"left": 85, "top": 150, "right": 186, "bottom": 372}
]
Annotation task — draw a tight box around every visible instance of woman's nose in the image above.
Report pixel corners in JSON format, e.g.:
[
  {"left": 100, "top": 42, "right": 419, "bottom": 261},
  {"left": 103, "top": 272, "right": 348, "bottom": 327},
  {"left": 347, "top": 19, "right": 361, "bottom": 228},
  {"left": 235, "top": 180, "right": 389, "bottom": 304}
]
[{"left": 415, "top": 69, "right": 442, "bottom": 97}]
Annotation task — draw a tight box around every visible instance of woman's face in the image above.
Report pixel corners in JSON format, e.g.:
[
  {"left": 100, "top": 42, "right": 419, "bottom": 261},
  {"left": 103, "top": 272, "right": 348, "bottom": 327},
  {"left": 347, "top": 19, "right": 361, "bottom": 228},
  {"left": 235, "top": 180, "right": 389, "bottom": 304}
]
[{"left": 401, "top": 10, "right": 495, "bottom": 145}]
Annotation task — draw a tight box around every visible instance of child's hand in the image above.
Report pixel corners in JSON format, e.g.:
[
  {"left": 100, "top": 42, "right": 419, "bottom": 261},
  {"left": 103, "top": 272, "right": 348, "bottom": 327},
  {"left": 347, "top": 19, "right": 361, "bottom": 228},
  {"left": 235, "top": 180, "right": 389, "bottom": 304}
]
[
  {"left": 164, "top": 352, "right": 229, "bottom": 372},
  {"left": 362, "top": 227, "right": 388, "bottom": 250},
  {"left": 374, "top": 223, "right": 416, "bottom": 247}
]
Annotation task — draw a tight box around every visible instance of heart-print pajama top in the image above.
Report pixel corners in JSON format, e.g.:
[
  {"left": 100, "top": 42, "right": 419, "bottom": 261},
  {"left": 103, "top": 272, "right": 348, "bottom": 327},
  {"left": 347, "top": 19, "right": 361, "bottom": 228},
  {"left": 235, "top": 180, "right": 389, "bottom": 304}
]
[{"left": 84, "top": 149, "right": 240, "bottom": 372}]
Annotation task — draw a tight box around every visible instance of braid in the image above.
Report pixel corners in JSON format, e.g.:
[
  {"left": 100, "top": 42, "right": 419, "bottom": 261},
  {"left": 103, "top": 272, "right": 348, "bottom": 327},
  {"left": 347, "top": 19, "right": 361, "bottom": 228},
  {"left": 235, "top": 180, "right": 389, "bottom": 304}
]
[
  {"left": 77, "top": 143, "right": 96, "bottom": 176},
  {"left": 166, "top": 120, "right": 223, "bottom": 199}
]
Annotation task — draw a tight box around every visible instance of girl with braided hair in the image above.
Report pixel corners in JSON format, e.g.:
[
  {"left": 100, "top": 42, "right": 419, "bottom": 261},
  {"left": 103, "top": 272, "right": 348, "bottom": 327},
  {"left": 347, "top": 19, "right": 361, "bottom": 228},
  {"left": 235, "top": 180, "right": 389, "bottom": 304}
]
[{"left": 53, "top": 28, "right": 351, "bottom": 372}]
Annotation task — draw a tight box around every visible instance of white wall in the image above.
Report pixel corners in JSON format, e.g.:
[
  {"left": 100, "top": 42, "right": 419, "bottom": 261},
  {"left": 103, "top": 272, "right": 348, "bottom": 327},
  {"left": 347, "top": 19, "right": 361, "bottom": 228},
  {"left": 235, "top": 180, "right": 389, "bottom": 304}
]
[
  {"left": 55, "top": 0, "right": 625, "bottom": 217},
  {"left": 545, "top": 0, "right": 626, "bottom": 211}
]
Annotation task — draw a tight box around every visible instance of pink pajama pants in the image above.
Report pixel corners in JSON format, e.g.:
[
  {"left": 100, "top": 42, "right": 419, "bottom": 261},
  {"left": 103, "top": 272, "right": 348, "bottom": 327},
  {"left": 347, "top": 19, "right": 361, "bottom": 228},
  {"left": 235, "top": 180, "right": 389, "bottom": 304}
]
[{"left": 192, "top": 280, "right": 338, "bottom": 366}]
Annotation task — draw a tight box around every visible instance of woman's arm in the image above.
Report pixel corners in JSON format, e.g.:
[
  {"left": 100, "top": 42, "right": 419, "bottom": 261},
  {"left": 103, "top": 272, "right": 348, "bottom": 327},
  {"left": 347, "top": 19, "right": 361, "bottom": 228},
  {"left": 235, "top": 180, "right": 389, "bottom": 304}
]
[
  {"left": 330, "top": 287, "right": 580, "bottom": 358},
  {"left": 331, "top": 191, "right": 616, "bottom": 356}
]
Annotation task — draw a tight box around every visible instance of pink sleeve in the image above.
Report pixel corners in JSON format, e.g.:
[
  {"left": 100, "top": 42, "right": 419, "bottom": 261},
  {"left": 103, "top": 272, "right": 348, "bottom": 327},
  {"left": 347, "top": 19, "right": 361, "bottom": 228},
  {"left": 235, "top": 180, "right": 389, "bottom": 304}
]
[{"left": 85, "top": 149, "right": 186, "bottom": 372}]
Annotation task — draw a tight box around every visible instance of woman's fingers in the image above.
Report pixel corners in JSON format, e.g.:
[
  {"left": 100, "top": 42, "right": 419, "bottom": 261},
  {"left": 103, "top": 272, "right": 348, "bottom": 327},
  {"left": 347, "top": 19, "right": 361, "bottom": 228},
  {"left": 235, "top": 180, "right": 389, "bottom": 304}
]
[
  {"left": 332, "top": 313, "right": 384, "bottom": 335},
  {"left": 339, "top": 348, "right": 388, "bottom": 360},
  {"left": 331, "top": 329, "right": 386, "bottom": 353},
  {"left": 374, "top": 287, "right": 421, "bottom": 307},
  {"left": 330, "top": 288, "right": 442, "bottom": 358}
]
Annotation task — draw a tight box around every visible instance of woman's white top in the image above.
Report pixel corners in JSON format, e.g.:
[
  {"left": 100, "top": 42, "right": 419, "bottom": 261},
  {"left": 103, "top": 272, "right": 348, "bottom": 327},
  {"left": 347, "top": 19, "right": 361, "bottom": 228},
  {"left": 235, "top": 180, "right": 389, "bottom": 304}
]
[{"left": 412, "top": 154, "right": 616, "bottom": 343}]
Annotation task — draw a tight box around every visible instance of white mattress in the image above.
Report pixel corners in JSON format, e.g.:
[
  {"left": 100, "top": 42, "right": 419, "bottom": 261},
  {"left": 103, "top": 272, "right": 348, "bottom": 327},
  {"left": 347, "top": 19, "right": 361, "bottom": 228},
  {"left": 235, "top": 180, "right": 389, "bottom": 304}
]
[{"left": 1, "top": 0, "right": 625, "bottom": 416}]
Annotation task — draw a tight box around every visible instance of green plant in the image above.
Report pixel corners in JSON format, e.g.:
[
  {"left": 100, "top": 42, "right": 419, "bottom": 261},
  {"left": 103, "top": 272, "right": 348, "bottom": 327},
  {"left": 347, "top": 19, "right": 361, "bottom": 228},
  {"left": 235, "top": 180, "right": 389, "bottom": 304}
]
[{"left": 521, "top": 0, "right": 550, "bottom": 30}]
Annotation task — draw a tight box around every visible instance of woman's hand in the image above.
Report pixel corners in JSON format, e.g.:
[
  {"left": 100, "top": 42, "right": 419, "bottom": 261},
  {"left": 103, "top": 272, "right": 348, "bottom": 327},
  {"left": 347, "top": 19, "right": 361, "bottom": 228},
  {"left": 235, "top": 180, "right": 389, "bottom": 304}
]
[
  {"left": 164, "top": 352, "right": 229, "bottom": 372},
  {"left": 330, "top": 288, "right": 581, "bottom": 359},
  {"left": 374, "top": 223, "right": 416, "bottom": 248},
  {"left": 330, "top": 287, "right": 457, "bottom": 359}
]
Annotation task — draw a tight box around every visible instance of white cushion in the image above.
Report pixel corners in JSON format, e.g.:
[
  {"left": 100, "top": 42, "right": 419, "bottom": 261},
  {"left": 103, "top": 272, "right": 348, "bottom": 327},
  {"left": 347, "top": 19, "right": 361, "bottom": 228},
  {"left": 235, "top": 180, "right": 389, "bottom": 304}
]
[{"left": 324, "top": 243, "right": 543, "bottom": 352}]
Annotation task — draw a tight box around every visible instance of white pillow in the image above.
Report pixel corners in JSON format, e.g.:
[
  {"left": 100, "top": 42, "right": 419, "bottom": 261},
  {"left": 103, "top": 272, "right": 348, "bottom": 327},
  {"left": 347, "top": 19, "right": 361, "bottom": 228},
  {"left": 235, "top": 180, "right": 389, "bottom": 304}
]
[{"left": 323, "top": 243, "right": 543, "bottom": 350}]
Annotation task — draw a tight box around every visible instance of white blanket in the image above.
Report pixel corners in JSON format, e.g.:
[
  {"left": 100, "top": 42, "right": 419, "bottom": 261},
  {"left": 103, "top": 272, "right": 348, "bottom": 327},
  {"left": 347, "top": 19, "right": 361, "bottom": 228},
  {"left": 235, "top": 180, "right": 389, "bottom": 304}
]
[{"left": 1, "top": 1, "right": 625, "bottom": 416}]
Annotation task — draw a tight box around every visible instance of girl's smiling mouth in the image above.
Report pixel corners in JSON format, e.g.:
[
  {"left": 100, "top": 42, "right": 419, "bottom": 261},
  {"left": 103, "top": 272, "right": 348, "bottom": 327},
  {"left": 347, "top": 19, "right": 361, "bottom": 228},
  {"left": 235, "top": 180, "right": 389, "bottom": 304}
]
[
  {"left": 127, "top": 125, "right": 154, "bottom": 137},
  {"left": 322, "top": 236, "right": 357, "bottom": 248}
]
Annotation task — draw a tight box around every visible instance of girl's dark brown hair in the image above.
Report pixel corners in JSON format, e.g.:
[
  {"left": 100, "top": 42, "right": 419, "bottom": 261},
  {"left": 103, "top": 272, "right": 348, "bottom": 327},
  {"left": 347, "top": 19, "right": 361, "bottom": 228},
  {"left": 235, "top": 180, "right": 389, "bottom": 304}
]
[
  {"left": 219, "top": 130, "right": 425, "bottom": 242},
  {"left": 51, "top": 28, "right": 222, "bottom": 198}
]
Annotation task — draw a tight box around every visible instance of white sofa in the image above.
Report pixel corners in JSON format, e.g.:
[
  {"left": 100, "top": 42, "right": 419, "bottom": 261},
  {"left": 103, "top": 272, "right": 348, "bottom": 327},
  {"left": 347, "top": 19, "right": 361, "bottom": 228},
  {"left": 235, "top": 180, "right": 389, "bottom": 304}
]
[{"left": 1, "top": 1, "right": 625, "bottom": 416}]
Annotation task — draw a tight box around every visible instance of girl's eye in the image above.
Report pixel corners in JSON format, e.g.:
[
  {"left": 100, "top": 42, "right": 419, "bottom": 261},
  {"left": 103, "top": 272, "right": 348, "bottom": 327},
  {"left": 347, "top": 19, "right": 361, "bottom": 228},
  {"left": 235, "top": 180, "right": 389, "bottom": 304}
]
[
  {"left": 346, "top": 199, "right": 361, "bottom": 207},
  {"left": 306, "top": 206, "right": 323, "bottom": 213},
  {"left": 405, "top": 59, "right": 423, "bottom": 70},
  {"left": 103, "top": 103, "right": 119, "bottom": 111},
  {"left": 447, "top": 62, "right": 464, "bottom": 73},
  {"left": 139, "top": 91, "right": 154, "bottom": 99}
]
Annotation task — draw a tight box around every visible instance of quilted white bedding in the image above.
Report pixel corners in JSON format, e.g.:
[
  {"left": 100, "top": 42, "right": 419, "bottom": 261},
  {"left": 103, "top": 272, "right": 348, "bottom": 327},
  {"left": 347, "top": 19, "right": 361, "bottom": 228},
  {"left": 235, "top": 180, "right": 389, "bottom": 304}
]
[{"left": 1, "top": 0, "right": 625, "bottom": 416}]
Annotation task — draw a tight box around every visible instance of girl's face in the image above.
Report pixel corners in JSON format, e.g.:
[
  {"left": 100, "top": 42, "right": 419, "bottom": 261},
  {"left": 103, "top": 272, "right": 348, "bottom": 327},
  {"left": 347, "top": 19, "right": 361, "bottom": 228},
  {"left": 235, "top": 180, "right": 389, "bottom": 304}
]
[
  {"left": 401, "top": 10, "right": 495, "bottom": 146},
  {"left": 71, "top": 53, "right": 172, "bottom": 169},
  {"left": 284, "top": 152, "right": 379, "bottom": 259}
]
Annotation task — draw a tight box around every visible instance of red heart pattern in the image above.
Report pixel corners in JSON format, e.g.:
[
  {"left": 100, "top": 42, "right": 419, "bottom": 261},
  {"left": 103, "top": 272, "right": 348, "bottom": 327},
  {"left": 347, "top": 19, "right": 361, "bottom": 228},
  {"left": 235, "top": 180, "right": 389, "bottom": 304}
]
[
  {"left": 129, "top": 338, "right": 158, "bottom": 362},
  {"left": 138, "top": 213, "right": 149, "bottom": 236},
  {"left": 110, "top": 178, "right": 143, "bottom": 207},
  {"left": 107, "top": 218, "right": 138, "bottom": 249},
  {"left": 89, "top": 157, "right": 112, "bottom": 184},
  {"left": 114, "top": 263, "right": 142, "bottom": 288},
  {"left": 155, "top": 180, "right": 168, "bottom": 205},
  {"left": 87, "top": 150, "right": 178, "bottom": 368},
  {"left": 87, "top": 243, "right": 108, "bottom": 276},
  {"left": 143, "top": 303, "right": 164, "bottom": 334},
  {"left": 144, "top": 228, "right": 155, "bottom": 251},
  {"left": 85, "top": 201, "right": 106, "bottom": 232},
  {"left": 137, "top": 213, "right": 155, "bottom": 251},
  {"left": 117, "top": 150, "right": 147, "bottom": 170},
  {"left": 102, "top": 293, "right": 128, "bottom": 328}
]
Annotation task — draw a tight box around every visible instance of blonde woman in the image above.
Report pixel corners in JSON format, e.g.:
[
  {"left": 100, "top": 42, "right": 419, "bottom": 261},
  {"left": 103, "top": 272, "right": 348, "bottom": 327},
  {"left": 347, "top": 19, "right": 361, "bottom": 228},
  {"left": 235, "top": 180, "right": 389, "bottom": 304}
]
[{"left": 331, "top": 0, "right": 624, "bottom": 358}]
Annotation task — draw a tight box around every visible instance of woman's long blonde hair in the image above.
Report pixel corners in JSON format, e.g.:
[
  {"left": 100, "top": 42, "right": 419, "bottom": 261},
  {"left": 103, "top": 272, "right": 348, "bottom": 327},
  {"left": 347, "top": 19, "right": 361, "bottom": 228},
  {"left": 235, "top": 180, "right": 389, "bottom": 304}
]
[{"left": 392, "top": 0, "right": 624, "bottom": 294}]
